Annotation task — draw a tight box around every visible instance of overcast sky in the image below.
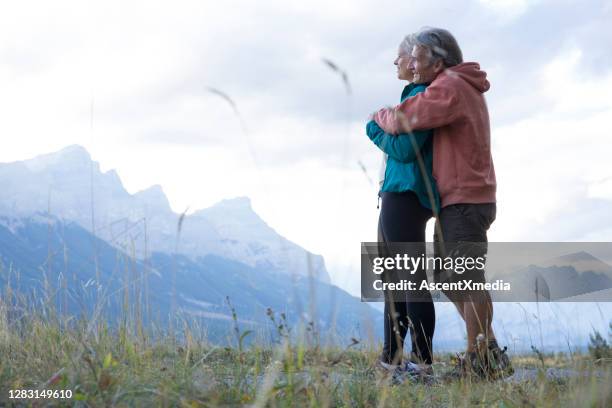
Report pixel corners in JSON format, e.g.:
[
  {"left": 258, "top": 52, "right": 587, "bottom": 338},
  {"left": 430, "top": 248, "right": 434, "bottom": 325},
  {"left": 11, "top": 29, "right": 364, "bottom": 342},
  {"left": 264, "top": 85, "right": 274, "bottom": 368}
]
[{"left": 1, "top": 0, "right": 611, "bottom": 295}]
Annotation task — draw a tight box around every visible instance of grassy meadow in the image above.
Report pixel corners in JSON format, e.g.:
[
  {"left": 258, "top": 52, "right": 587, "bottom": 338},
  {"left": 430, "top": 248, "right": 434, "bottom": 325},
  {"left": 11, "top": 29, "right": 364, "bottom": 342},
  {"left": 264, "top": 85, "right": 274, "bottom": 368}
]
[{"left": 0, "top": 292, "right": 610, "bottom": 407}]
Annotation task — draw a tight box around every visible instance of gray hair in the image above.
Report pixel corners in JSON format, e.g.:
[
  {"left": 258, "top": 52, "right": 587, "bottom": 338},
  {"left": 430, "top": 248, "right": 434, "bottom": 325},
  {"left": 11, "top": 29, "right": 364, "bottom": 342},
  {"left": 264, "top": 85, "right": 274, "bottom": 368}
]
[
  {"left": 398, "top": 33, "right": 417, "bottom": 55},
  {"left": 414, "top": 27, "right": 463, "bottom": 67}
]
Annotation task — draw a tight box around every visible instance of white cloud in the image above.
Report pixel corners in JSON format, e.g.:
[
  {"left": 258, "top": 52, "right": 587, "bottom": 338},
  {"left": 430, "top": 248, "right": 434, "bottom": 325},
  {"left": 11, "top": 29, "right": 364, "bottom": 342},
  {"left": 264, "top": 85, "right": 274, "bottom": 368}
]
[
  {"left": 0, "top": 0, "right": 611, "bottom": 295},
  {"left": 489, "top": 47, "right": 612, "bottom": 242},
  {"left": 478, "top": 0, "right": 534, "bottom": 20}
]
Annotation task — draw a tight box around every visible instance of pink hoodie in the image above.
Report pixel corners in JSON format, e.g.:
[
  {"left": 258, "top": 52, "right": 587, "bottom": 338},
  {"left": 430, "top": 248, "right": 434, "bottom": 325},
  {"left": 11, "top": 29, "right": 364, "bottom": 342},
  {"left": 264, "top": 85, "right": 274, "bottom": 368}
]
[{"left": 374, "top": 62, "right": 496, "bottom": 208}]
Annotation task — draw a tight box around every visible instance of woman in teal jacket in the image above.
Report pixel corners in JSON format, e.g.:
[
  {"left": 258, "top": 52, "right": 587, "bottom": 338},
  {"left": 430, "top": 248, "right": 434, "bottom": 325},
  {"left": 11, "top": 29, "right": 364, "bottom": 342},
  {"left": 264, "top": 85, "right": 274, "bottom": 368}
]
[{"left": 366, "top": 34, "right": 440, "bottom": 378}]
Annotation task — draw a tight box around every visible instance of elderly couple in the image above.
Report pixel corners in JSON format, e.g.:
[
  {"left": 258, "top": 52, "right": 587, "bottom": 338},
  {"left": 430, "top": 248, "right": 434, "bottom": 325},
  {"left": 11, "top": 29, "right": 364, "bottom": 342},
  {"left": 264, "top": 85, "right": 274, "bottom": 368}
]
[{"left": 366, "top": 27, "right": 513, "bottom": 381}]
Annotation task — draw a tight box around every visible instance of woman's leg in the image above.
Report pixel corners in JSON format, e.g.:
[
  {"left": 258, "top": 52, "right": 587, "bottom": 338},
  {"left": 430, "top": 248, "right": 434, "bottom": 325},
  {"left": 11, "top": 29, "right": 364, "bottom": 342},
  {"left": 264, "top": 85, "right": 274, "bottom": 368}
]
[
  {"left": 379, "top": 216, "right": 409, "bottom": 365},
  {"left": 379, "top": 191, "right": 435, "bottom": 365}
]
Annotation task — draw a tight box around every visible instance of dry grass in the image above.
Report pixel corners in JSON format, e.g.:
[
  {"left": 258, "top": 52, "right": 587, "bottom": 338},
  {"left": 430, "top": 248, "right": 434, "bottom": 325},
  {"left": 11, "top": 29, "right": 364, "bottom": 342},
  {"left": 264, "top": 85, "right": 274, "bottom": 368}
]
[{"left": 0, "top": 298, "right": 610, "bottom": 407}]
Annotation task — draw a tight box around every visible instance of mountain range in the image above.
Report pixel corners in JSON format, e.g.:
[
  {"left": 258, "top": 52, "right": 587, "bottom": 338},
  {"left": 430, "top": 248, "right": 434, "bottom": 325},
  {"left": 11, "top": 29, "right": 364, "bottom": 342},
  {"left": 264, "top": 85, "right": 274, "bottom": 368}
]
[
  {"left": 0, "top": 145, "right": 330, "bottom": 283},
  {"left": 0, "top": 145, "right": 379, "bottom": 344},
  {"left": 0, "top": 145, "right": 610, "bottom": 351}
]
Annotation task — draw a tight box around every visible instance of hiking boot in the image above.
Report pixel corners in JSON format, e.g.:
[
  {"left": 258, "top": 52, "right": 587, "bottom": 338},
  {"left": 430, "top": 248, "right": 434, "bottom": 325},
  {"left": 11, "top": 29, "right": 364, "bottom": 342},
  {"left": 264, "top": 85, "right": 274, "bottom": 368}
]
[
  {"left": 445, "top": 341, "right": 514, "bottom": 381},
  {"left": 485, "top": 342, "right": 514, "bottom": 380}
]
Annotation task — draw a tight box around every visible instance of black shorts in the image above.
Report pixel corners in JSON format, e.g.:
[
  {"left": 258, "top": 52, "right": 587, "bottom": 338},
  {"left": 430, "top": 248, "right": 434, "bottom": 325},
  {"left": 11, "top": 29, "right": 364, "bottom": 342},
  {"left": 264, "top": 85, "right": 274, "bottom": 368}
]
[{"left": 433, "top": 203, "right": 496, "bottom": 291}]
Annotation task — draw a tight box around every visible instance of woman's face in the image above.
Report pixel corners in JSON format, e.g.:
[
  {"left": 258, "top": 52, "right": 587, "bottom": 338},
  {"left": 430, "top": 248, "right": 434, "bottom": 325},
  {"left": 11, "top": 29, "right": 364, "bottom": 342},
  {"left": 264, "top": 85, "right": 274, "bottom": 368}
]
[{"left": 394, "top": 46, "right": 414, "bottom": 82}]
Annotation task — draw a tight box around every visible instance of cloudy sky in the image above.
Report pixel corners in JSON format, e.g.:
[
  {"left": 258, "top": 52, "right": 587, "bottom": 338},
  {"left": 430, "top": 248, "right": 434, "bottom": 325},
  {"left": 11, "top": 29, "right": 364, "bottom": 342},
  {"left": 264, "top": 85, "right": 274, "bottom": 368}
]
[{"left": 1, "top": 0, "right": 611, "bottom": 295}]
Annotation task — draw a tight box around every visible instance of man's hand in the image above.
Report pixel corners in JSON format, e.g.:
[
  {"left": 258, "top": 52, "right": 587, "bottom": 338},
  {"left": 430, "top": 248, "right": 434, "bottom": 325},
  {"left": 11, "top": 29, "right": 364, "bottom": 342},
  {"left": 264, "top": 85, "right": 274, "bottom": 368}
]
[{"left": 373, "top": 107, "right": 399, "bottom": 135}]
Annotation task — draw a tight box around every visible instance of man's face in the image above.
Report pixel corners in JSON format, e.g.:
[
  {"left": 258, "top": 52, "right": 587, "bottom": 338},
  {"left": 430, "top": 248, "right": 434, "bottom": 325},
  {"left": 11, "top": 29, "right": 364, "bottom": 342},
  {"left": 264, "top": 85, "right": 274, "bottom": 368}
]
[
  {"left": 410, "top": 45, "right": 444, "bottom": 84},
  {"left": 393, "top": 46, "right": 414, "bottom": 82}
]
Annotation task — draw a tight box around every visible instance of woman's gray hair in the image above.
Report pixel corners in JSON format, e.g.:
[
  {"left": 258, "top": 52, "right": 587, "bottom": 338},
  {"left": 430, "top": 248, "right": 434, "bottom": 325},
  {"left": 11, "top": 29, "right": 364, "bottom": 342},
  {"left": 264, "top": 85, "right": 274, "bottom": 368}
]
[
  {"left": 398, "top": 33, "right": 417, "bottom": 55},
  {"left": 414, "top": 27, "right": 463, "bottom": 67}
]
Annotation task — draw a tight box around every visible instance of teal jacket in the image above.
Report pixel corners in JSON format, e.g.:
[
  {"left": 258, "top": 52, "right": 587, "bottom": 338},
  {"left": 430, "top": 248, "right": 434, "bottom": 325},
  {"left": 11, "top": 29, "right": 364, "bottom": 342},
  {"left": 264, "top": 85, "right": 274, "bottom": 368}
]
[{"left": 366, "top": 83, "right": 440, "bottom": 212}]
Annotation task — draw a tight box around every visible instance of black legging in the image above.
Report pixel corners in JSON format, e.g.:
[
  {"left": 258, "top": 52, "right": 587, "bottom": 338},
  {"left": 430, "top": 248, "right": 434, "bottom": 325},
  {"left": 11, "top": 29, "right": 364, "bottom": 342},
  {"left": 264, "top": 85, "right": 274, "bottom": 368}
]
[{"left": 378, "top": 190, "right": 435, "bottom": 365}]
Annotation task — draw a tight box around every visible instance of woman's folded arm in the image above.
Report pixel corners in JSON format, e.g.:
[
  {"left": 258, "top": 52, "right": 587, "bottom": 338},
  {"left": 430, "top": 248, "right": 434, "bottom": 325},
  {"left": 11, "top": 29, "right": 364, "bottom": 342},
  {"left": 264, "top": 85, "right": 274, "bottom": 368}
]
[{"left": 366, "top": 120, "right": 431, "bottom": 163}]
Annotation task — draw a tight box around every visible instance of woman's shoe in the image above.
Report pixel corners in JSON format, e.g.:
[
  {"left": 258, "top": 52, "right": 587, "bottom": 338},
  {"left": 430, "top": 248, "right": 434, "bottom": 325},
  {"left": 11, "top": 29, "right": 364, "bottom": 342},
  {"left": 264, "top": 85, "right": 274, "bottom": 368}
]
[
  {"left": 376, "top": 357, "right": 435, "bottom": 385},
  {"left": 399, "top": 361, "right": 436, "bottom": 384}
]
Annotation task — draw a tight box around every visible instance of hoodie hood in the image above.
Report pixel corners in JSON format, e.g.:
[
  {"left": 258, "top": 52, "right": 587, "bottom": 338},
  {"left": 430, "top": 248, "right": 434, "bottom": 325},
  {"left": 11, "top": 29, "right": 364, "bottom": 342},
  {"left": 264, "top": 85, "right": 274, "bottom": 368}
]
[{"left": 446, "top": 62, "right": 490, "bottom": 93}]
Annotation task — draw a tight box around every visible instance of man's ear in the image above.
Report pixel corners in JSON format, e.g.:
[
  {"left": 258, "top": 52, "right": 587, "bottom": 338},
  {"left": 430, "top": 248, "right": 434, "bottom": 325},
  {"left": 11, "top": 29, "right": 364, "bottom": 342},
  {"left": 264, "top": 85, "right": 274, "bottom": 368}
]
[{"left": 433, "top": 59, "right": 445, "bottom": 74}]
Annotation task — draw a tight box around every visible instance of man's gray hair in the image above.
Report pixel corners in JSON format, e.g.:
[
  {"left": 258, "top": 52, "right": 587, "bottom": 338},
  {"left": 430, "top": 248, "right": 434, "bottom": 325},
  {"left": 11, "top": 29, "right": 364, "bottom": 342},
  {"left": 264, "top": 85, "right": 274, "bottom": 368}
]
[{"left": 414, "top": 27, "right": 463, "bottom": 67}]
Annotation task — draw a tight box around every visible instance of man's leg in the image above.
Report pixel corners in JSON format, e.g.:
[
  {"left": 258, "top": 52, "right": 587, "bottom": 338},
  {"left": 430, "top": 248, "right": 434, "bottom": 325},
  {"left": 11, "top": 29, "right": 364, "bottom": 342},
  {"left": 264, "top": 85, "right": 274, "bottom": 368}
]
[
  {"left": 433, "top": 221, "right": 465, "bottom": 321},
  {"left": 435, "top": 204, "right": 497, "bottom": 352},
  {"left": 435, "top": 204, "right": 513, "bottom": 379},
  {"left": 462, "top": 287, "right": 512, "bottom": 380},
  {"left": 463, "top": 290, "right": 495, "bottom": 352}
]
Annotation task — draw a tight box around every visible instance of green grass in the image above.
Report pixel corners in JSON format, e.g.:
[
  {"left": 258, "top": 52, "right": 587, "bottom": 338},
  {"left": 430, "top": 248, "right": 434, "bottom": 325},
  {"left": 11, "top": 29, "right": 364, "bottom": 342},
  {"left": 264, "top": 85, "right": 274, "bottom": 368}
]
[{"left": 0, "top": 306, "right": 610, "bottom": 407}]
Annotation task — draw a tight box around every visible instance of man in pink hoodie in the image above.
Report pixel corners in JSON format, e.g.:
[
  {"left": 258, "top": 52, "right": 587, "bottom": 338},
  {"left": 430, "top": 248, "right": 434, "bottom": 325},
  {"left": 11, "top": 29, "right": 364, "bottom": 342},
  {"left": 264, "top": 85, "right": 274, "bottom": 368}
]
[{"left": 373, "top": 27, "right": 512, "bottom": 379}]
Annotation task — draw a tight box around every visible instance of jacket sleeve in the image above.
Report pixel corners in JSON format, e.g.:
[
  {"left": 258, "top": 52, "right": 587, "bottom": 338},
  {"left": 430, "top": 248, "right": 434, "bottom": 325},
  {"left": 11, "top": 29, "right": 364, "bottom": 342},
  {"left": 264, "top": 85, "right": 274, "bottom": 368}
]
[
  {"left": 374, "top": 80, "right": 460, "bottom": 134},
  {"left": 366, "top": 120, "right": 432, "bottom": 163}
]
